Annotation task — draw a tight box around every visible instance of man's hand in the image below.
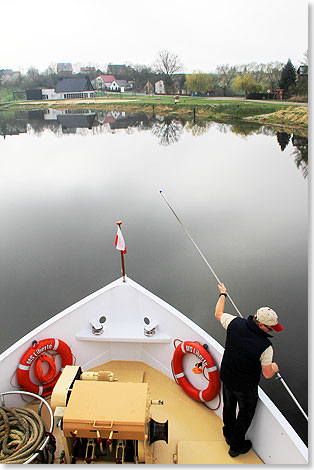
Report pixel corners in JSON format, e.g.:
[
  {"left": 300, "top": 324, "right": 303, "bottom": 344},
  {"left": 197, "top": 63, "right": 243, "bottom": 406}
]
[
  {"left": 218, "top": 282, "right": 227, "bottom": 294},
  {"left": 262, "top": 362, "right": 279, "bottom": 379}
]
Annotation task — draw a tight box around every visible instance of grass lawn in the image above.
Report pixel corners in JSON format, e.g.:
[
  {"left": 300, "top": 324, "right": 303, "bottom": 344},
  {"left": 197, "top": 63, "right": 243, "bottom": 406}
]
[
  {"left": 0, "top": 88, "right": 15, "bottom": 103},
  {"left": 0, "top": 91, "right": 307, "bottom": 129}
]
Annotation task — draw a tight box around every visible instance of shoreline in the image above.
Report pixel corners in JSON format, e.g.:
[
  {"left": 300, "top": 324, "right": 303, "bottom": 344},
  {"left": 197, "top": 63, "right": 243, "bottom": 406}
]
[{"left": 0, "top": 97, "right": 308, "bottom": 132}]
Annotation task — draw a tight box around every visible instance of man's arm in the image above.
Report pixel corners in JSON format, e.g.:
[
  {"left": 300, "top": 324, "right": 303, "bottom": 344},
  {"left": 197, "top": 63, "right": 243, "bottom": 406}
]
[
  {"left": 260, "top": 346, "right": 279, "bottom": 378},
  {"left": 215, "top": 282, "right": 227, "bottom": 323}
]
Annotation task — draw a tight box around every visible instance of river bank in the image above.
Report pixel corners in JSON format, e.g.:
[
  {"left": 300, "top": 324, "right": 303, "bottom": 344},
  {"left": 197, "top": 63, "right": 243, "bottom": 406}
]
[{"left": 0, "top": 96, "right": 308, "bottom": 131}]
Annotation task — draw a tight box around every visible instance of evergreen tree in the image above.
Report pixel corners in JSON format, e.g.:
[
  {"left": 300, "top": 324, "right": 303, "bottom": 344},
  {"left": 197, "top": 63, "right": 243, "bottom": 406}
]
[
  {"left": 279, "top": 59, "right": 297, "bottom": 91},
  {"left": 277, "top": 132, "right": 291, "bottom": 151}
]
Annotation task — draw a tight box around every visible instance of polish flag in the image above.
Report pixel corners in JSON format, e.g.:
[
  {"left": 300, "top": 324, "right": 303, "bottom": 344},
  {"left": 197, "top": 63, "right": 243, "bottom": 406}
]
[{"left": 115, "top": 226, "right": 127, "bottom": 254}]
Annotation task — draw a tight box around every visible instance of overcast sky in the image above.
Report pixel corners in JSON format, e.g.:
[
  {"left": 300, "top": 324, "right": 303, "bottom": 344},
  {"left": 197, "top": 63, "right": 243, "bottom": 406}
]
[{"left": 1, "top": 0, "right": 309, "bottom": 74}]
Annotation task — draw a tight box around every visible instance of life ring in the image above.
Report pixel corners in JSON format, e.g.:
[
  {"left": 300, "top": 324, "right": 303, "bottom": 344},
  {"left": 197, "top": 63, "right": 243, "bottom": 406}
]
[
  {"left": 17, "top": 338, "right": 73, "bottom": 397},
  {"left": 172, "top": 341, "right": 220, "bottom": 402}
]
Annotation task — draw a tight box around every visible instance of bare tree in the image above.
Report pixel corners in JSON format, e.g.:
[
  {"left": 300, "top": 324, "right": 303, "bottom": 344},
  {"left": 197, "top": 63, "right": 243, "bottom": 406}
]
[
  {"left": 215, "top": 64, "right": 238, "bottom": 96},
  {"left": 264, "top": 62, "right": 284, "bottom": 90},
  {"left": 246, "top": 62, "right": 267, "bottom": 83},
  {"left": 151, "top": 118, "right": 184, "bottom": 146},
  {"left": 154, "top": 50, "right": 183, "bottom": 75},
  {"left": 301, "top": 49, "right": 308, "bottom": 65}
]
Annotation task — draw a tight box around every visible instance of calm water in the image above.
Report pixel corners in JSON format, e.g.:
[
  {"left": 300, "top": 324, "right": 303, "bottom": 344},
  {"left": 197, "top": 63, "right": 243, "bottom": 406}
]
[{"left": 0, "top": 109, "right": 308, "bottom": 444}]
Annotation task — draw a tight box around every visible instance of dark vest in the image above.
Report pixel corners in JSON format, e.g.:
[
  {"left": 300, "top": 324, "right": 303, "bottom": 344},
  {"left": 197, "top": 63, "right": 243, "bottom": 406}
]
[{"left": 220, "top": 315, "right": 272, "bottom": 391}]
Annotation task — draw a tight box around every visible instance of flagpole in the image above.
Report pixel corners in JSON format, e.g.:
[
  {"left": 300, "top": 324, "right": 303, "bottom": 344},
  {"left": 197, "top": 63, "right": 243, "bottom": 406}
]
[{"left": 116, "top": 221, "right": 126, "bottom": 282}]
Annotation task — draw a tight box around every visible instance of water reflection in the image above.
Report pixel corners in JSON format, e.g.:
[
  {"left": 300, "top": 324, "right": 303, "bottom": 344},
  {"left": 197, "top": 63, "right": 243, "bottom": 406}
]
[
  {"left": 151, "top": 117, "right": 184, "bottom": 146},
  {"left": 0, "top": 109, "right": 308, "bottom": 176},
  {"left": 276, "top": 131, "right": 308, "bottom": 178}
]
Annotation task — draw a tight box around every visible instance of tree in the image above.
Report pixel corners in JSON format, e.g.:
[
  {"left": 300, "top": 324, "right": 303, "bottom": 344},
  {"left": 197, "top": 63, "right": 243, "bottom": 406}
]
[
  {"left": 215, "top": 64, "right": 238, "bottom": 96},
  {"left": 132, "top": 64, "right": 162, "bottom": 92},
  {"left": 263, "top": 62, "right": 284, "bottom": 91},
  {"left": 185, "top": 72, "right": 213, "bottom": 95},
  {"left": 154, "top": 50, "right": 183, "bottom": 94},
  {"left": 243, "top": 62, "right": 266, "bottom": 83},
  {"left": 154, "top": 50, "right": 183, "bottom": 75},
  {"left": 279, "top": 59, "right": 297, "bottom": 92},
  {"left": 232, "top": 73, "right": 263, "bottom": 95},
  {"left": 23, "top": 67, "right": 43, "bottom": 88},
  {"left": 301, "top": 49, "right": 308, "bottom": 65}
]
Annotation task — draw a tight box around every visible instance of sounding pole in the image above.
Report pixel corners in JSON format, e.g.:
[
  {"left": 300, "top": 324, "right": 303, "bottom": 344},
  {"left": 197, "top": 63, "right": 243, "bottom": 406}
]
[{"left": 160, "top": 190, "right": 243, "bottom": 318}]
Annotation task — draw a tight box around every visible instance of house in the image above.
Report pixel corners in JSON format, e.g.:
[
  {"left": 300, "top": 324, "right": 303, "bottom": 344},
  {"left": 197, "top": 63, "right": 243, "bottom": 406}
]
[
  {"left": 57, "top": 63, "right": 73, "bottom": 75},
  {"left": 297, "top": 65, "right": 308, "bottom": 76},
  {"left": 54, "top": 77, "right": 95, "bottom": 99},
  {"left": 80, "top": 66, "right": 96, "bottom": 75},
  {"left": 94, "top": 75, "right": 116, "bottom": 90},
  {"left": 107, "top": 64, "right": 135, "bottom": 80},
  {"left": 26, "top": 77, "right": 95, "bottom": 101},
  {"left": 155, "top": 80, "right": 165, "bottom": 94},
  {"left": 109, "top": 79, "right": 132, "bottom": 92}
]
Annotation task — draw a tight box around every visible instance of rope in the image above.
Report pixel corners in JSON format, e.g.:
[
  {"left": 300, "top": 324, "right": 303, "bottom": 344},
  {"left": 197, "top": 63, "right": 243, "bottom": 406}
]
[
  {"left": 203, "top": 392, "right": 221, "bottom": 411},
  {"left": 0, "top": 406, "right": 46, "bottom": 464},
  {"left": 34, "top": 353, "right": 57, "bottom": 384}
]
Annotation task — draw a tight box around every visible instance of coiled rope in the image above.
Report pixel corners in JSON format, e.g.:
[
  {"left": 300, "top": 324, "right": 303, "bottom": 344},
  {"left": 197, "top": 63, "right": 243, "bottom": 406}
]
[
  {"left": 0, "top": 406, "right": 46, "bottom": 464},
  {"left": 34, "top": 353, "right": 57, "bottom": 384}
]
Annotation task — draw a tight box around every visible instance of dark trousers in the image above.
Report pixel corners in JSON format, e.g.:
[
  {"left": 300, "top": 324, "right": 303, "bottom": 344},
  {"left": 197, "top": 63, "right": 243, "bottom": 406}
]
[{"left": 222, "top": 383, "right": 258, "bottom": 451}]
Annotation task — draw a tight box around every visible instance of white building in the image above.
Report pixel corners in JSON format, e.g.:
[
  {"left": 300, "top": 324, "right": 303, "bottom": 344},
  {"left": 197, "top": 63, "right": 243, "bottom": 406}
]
[
  {"left": 27, "top": 77, "right": 95, "bottom": 101},
  {"left": 109, "top": 80, "right": 132, "bottom": 93},
  {"left": 155, "top": 80, "right": 165, "bottom": 94},
  {"left": 94, "top": 75, "right": 116, "bottom": 90}
]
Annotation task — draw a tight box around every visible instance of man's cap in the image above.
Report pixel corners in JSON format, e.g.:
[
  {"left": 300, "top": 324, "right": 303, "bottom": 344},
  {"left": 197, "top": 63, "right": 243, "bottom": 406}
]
[{"left": 255, "top": 307, "right": 284, "bottom": 332}]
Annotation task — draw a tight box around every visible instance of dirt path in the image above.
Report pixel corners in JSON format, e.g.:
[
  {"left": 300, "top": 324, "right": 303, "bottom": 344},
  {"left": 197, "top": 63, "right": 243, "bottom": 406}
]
[{"left": 18, "top": 98, "right": 136, "bottom": 106}]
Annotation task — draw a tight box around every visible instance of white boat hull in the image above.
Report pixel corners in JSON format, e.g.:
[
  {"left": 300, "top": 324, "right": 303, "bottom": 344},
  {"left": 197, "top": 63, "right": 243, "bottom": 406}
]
[{"left": 0, "top": 277, "right": 308, "bottom": 464}]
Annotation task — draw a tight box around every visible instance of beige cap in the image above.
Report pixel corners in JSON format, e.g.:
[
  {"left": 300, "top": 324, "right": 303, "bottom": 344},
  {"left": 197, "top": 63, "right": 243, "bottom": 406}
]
[{"left": 255, "top": 307, "right": 284, "bottom": 332}]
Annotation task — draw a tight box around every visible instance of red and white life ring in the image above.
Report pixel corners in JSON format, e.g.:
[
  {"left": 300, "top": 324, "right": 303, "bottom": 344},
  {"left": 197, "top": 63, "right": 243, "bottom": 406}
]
[
  {"left": 17, "top": 338, "right": 73, "bottom": 397},
  {"left": 172, "top": 341, "right": 220, "bottom": 402}
]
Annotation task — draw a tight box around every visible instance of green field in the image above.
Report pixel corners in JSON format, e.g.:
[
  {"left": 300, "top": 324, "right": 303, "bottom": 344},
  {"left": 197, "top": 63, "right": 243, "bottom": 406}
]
[{"left": 0, "top": 91, "right": 307, "bottom": 129}]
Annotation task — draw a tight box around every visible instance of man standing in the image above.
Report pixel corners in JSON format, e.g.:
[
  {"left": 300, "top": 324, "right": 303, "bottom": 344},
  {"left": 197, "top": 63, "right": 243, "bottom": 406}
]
[{"left": 215, "top": 282, "right": 283, "bottom": 458}]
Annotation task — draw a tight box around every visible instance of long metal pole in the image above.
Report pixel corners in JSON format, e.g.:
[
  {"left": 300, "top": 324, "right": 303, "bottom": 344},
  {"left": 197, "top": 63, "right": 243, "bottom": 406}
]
[
  {"left": 276, "top": 373, "right": 308, "bottom": 421},
  {"left": 160, "top": 190, "right": 243, "bottom": 318},
  {"left": 160, "top": 190, "right": 308, "bottom": 422}
]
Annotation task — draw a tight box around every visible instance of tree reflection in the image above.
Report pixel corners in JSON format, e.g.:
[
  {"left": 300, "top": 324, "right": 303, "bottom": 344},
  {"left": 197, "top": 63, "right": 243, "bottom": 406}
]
[
  {"left": 151, "top": 117, "right": 184, "bottom": 145},
  {"left": 216, "top": 121, "right": 273, "bottom": 137},
  {"left": 0, "top": 110, "right": 308, "bottom": 177},
  {"left": 228, "top": 121, "right": 265, "bottom": 136},
  {"left": 275, "top": 131, "right": 308, "bottom": 178},
  {"left": 277, "top": 132, "right": 291, "bottom": 151},
  {"left": 185, "top": 120, "right": 213, "bottom": 136},
  {"left": 292, "top": 135, "right": 308, "bottom": 178}
]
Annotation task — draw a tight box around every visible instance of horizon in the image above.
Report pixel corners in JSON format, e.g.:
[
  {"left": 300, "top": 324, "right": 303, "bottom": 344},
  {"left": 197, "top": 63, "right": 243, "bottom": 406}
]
[{"left": 0, "top": 58, "right": 308, "bottom": 76}]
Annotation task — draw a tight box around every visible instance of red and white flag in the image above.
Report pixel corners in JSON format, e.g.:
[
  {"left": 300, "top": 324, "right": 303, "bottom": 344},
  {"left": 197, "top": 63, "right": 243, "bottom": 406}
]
[{"left": 115, "top": 226, "right": 127, "bottom": 254}]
